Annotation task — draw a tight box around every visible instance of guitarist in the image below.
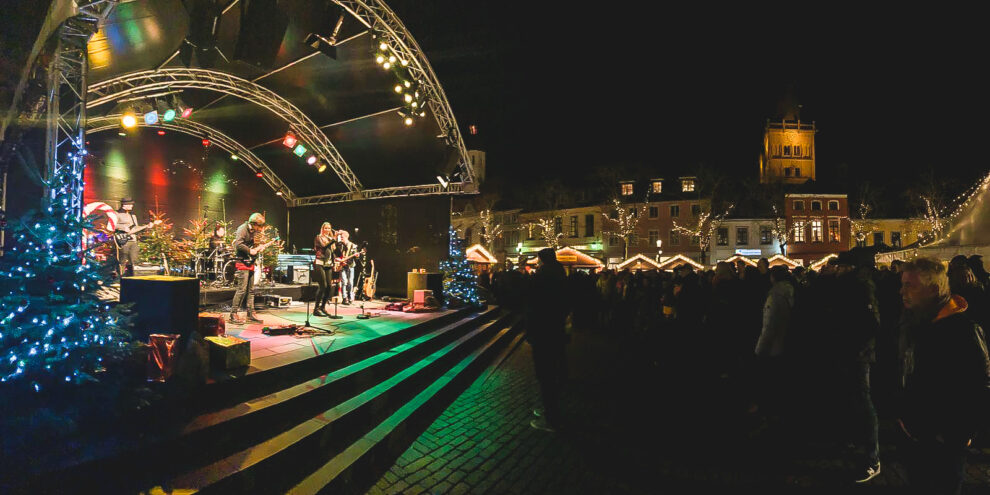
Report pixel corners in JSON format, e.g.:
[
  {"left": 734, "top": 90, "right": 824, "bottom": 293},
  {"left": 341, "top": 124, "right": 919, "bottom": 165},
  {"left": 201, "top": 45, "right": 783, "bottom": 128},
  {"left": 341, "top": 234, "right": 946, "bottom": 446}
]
[
  {"left": 230, "top": 213, "right": 269, "bottom": 323},
  {"left": 114, "top": 197, "right": 141, "bottom": 277},
  {"left": 334, "top": 230, "right": 359, "bottom": 305}
]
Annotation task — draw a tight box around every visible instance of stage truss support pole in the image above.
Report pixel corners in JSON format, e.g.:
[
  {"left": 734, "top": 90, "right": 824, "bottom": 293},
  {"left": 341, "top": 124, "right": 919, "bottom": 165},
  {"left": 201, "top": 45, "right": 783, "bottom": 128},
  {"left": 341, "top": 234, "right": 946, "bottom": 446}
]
[{"left": 44, "top": 1, "right": 115, "bottom": 215}]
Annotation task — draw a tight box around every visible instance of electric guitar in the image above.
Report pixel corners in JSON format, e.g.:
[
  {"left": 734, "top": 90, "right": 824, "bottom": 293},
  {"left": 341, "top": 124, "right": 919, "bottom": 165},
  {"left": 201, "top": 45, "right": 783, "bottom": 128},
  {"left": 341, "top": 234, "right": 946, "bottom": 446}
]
[
  {"left": 113, "top": 220, "right": 162, "bottom": 246},
  {"left": 239, "top": 236, "right": 281, "bottom": 269},
  {"left": 333, "top": 247, "right": 366, "bottom": 272}
]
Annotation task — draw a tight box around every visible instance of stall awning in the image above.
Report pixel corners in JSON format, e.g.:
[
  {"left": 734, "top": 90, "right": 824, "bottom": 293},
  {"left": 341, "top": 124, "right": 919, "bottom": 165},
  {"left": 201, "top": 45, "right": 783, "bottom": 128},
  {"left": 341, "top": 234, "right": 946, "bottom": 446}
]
[
  {"left": 465, "top": 244, "right": 498, "bottom": 264},
  {"left": 723, "top": 254, "right": 758, "bottom": 267},
  {"left": 767, "top": 254, "right": 803, "bottom": 268},
  {"left": 808, "top": 253, "right": 838, "bottom": 271},
  {"left": 657, "top": 254, "right": 705, "bottom": 271},
  {"left": 616, "top": 253, "right": 662, "bottom": 271}
]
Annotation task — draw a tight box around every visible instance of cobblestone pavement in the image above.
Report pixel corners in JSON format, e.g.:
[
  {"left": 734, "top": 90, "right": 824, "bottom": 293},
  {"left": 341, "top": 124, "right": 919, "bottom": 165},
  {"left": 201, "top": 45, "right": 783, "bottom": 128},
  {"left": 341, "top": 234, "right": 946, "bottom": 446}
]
[{"left": 366, "top": 328, "right": 990, "bottom": 494}]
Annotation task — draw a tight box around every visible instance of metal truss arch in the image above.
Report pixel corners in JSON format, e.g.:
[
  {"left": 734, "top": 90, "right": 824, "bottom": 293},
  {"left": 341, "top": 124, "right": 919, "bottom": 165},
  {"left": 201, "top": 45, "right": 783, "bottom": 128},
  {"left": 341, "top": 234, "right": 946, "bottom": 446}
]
[
  {"left": 335, "top": 0, "right": 476, "bottom": 184},
  {"left": 86, "top": 68, "right": 362, "bottom": 192},
  {"left": 86, "top": 115, "right": 294, "bottom": 202},
  {"left": 292, "top": 182, "right": 466, "bottom": 206}
]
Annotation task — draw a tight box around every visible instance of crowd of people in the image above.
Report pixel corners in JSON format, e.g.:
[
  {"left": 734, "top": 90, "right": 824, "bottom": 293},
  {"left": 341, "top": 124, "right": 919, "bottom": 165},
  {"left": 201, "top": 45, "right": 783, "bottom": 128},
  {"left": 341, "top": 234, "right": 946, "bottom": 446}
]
[{"left": 486, "top": 250, "right": 990, "bottom": 493}]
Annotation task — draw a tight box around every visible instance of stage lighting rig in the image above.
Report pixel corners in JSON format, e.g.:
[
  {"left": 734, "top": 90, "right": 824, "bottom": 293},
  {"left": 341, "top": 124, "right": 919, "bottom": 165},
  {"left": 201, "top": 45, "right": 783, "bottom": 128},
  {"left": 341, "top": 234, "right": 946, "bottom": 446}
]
[
  {"left": 282, "top": 132, "right": 297, "bottom": 148},
  {"left": 293, "top": 144, "right": 307, "bottom": 157}
]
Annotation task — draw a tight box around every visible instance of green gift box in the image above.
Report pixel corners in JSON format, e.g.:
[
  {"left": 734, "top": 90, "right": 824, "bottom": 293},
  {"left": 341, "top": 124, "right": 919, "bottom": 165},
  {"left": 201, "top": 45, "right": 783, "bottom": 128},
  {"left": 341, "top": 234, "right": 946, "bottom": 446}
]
[{"left": 205, "top": 335, "right": 251, "bottom": 369}]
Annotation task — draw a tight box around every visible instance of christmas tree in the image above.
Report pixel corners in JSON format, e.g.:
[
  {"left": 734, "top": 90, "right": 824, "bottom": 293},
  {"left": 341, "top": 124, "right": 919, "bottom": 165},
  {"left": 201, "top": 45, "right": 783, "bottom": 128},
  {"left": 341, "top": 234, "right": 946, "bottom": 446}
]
[
  {"left": 139, "top": 209, "right": 189, "bottom": 272},
  {"left": 0, "top": 151, "right": 132, "bottom": 393},
  {"left": 439, "top": 226, "right": 481, "bottom": 307}
]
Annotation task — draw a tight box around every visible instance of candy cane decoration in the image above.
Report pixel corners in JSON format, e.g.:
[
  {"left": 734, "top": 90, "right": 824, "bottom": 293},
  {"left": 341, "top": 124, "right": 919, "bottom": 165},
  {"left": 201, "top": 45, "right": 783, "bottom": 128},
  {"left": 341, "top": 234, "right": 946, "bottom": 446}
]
[{"left": 82, "top": 202, "right": 118, "bottom": 250}]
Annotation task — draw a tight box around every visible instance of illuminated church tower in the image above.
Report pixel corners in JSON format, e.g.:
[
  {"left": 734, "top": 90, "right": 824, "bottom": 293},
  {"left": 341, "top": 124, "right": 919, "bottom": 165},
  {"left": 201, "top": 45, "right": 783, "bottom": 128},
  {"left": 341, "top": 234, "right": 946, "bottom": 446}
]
[{"left": 759, "top": 98, "right": 816, "bottom": 184}]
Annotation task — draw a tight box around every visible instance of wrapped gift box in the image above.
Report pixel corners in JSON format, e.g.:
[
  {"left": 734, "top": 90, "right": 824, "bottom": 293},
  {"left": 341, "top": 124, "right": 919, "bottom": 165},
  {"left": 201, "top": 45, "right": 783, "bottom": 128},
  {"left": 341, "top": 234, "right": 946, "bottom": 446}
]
[
  {"left": 205, "top": 335, "right": 251, "bottom": 369},
  {"left": 147, "top": 333, "right": 181, "bottom": 382},
  {"left": 198, "top": 312, "right": 226, "bottom": 337}
]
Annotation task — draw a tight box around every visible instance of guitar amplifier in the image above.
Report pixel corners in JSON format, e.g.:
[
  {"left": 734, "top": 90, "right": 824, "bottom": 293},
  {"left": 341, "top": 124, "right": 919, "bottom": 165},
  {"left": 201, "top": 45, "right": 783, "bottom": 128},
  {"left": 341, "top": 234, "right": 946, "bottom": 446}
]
[
  {"left": 413, "top": 290, "right": 433, "bottom": 305},
  {"left": 291, "top": 265, "right": 310, "bottom": 284}
]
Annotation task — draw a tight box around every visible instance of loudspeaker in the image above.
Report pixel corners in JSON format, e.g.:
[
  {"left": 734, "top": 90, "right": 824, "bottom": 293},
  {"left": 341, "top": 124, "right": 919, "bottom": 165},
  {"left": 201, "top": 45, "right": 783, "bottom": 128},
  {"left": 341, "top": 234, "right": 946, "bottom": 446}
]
[
  {"left": 234, "top": 0, "right": 290, "bottom": 70},
  {"left": 120, "top": 276, "right": 200, "bottom": 340},
  {"left": 291, "top": 265, "right": 310, "bottom": 284},
  {"left": 407, "top": 272, "right": 444, "bottom": 304}
]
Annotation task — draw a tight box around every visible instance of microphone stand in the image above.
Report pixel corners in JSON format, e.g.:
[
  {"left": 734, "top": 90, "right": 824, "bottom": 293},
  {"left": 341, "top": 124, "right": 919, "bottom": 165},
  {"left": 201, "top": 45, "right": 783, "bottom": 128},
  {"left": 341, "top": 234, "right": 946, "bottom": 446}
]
[
  {"left": 327, "top": 277, "right": 343, "bottom": 319},
  {"left": 301, "top": 263, "right": 335, "bottom": 333}
]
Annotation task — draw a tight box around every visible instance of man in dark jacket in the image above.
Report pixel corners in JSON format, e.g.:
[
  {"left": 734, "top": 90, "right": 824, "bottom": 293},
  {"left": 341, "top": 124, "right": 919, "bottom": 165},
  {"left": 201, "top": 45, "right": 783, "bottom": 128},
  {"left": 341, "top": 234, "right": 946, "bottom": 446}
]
[
  {"left": 899, "top": 257, "right": 990, "bottom": 495},
  {"left": 526, "top": 248, "right": 569, "bottom": 432}
]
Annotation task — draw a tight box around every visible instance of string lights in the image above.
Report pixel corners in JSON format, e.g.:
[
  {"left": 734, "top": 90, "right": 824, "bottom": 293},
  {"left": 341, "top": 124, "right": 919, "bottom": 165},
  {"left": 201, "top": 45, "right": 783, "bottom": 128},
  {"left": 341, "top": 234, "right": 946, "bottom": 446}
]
[{"left": 440, "top": 226, "right": 481, "bottom": 307}]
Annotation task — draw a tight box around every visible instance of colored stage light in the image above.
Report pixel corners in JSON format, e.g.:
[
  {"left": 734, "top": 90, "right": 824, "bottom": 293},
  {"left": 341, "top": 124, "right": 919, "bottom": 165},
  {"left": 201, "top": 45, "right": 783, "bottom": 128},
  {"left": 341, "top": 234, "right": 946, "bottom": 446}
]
[
  {"left": 293, "top": 144, "right": 307, "bottom": 156},
  {"left": 317, "top": 163, "right": 327, "bottom": 173},
  {"left": 121, "top": 113, "right": 137, "bottom": 128},
  {"left": 256, "top": 172, "right": 264, "bottom": 178},
  {"left": 144, "top": 111, "right": 159, "bottom": 125},
  {"left": 157, "top": 130, "right": 166, "bottom": 136},
  {"left": 162, "top": 109, "right": 176, "bottom": 122},
  {"left": 306, "top": 155, "right": 317, "bottom": 165},
  {"left": 282, "top": 133, "right": 297, "bottom": 148},
  {"left": 202, "top": 138, "right": 211, "bottom": 147},
  {"left": 181, "top": 107, "right": 193, "bottom": 118}
]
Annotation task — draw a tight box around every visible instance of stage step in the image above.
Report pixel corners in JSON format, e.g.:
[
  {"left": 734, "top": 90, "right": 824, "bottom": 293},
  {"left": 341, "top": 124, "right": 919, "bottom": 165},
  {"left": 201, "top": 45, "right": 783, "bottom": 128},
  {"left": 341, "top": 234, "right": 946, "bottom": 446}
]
[
  {"left": 12, "top": 307, "right": 505, "bottom": 494},
  {"left": 167, "top": 313, "right": 519, "bottom": 494}
]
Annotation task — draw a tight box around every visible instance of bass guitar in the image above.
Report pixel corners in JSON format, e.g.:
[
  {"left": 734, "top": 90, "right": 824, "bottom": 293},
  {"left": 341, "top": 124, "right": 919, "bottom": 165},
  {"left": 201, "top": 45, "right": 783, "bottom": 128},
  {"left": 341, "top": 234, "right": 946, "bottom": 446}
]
[
  {"left": 237, "top": 236, "right": 281, "bottom": 269},
  {"left": 114, "top": 219, "right": 162, "bottom": 246}
]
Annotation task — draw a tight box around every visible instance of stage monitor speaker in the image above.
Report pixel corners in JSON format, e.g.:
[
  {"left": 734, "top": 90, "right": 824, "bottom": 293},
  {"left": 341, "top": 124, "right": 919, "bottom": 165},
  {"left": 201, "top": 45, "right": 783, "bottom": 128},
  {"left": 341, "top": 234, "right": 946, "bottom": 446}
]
[
  {"left": 234, "top": 0, "right": 290, "bottom": 70},
  {"left": 407, "top": 272, "right": 444, "bottom": 304},
  {"left": 120, "top": 276, "right": 200, "bottom": 340},
  {"left": 291, "top": 265, "right": 310, "bottom": 284}
]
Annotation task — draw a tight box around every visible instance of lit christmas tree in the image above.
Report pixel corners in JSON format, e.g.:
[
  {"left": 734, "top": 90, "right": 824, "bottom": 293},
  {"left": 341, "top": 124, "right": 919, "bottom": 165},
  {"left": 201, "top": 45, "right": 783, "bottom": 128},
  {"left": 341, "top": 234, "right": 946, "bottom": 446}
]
[
  {"left": 439, "top": 226, "right": 481, "bottom": 307},
  {"left": 139, "top": 209, "right": 188, "bottom": 272},
  {"left": 0, "top": 150, "right": 132, "bottom": 393}
]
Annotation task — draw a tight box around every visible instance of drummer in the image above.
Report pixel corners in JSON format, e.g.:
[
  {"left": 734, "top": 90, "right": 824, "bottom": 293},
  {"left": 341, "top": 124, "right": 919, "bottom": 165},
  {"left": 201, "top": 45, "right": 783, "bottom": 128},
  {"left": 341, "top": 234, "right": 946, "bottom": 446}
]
[{"left": 209, "top": 224, "right": 226, "bottom": 254}]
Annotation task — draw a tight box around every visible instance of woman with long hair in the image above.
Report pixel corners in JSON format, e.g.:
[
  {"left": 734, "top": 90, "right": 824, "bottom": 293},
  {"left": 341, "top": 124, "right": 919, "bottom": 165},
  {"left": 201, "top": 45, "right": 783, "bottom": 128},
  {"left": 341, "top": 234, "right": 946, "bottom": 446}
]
[{"left": 312, "top": 222, "right": 336, "bottom": 316}]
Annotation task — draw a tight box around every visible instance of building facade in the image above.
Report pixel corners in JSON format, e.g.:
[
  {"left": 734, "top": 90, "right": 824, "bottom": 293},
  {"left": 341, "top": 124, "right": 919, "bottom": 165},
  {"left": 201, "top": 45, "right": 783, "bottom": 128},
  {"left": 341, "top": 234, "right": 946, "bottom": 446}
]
[
  {"left": 710, "top": 218, "right": 782, "bottom": 263},
  {"left": 849, "top": 218, "right": 930, "bottom": 250},
  {"left": 760, "top": 119, "right": 816, "bottom": 184},
  {"left": 785, "top": 193, "right": 851, "bottom": 264}
]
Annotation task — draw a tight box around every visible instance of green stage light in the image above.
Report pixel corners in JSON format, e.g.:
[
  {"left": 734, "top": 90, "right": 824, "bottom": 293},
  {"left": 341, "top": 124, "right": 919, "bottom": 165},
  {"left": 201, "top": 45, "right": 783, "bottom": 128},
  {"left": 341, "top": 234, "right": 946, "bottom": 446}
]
[
  {"left": 162, "top": 109, "right": 176, "bottom": 122},
  {"left": 293, "top": 144, "right": 307, "bottom": 156}
]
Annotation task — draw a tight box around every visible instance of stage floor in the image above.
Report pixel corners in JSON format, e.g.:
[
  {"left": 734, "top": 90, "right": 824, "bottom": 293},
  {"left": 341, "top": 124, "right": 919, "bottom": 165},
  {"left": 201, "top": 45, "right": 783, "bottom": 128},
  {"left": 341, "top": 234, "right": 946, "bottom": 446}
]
[{"left": 216, "top": 300, "right": 455, "bottom": 378}]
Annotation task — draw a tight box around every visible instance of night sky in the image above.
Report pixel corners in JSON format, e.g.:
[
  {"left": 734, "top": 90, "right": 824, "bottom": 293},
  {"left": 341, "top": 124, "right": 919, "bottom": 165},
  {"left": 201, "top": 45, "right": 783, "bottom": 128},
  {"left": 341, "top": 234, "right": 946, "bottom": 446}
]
[
  {"left": 3, "top": 3, "right": 987, "bottom": 208},
  {"left": 394, "top": 3, "right": 987, "bottom": 194}
]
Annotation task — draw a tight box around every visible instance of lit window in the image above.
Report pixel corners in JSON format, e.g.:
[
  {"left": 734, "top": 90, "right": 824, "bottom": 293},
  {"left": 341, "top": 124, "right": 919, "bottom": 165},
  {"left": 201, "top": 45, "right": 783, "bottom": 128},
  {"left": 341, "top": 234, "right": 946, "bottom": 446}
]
[
  {"left": 669, "top": 230, "right": 680, "bottom": 246},
  {"left": 811, "top": 220, "right": 823, "bottom": 242},
  {"left": 716, "top": 227, "right": 728, "bottom": 246},
  {"left": 621, "top": 183, "right": 633, "bottom": 196},
  {"left": 793, "top": 221, "right": 806, "bottom": 243},
  {"left": 649, "top": 206, "right": 659, "bottom": 219},
  {"left": 828, "top": 201, "right": 839, "bottom": 211},
  {"left": 652, "top": 181, "right": 663, "bottom": 194},
  {"left": 681, "top": 179, "right": 695, "bottom": 192},
  {"left": 828, "top": 219, "right": 840, "bottom": 243},
  {"left": 670, "top": 205, "right": 680, "bottom": 217},
  {"left": 736, "top": 227, "right": 749, "bottom": 246},
  {"left": 569, "top": 216, "right": 578, "bottom": 237},
  {"left": 793, "top": 200, "right": 804, "bottom": 211},
  {"left": 783, "top": 145, "right": 791, "bottom": 156},
  {"left": 811, "top": 201, "right": 822, "bottom": 211}
]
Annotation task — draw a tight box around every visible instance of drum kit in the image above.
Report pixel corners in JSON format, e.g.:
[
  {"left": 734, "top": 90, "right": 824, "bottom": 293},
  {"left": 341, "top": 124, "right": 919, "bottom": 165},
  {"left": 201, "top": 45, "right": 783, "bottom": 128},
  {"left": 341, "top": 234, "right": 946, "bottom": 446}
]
[{"left": 193, "top": 246, "right": 238, "bottom": 287}]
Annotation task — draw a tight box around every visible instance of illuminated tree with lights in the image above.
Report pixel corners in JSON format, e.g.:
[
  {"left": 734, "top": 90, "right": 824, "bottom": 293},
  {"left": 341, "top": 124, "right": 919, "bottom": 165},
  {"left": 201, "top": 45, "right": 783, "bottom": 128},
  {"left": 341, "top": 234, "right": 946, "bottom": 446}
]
[
  {"left": 533, "top": 215, "right": 563, "bottom": 251},
  {"left": 850, "top": 202, "right": 879, "bottom": 247},
  {"left": 440, "top": 226, "right": 481, "bottom": 307},
  {"left": 0, "top": 151, "right": 132, "bottom": 393},
  {"left": 601, "top": 198, "right": 647, "bottom": 259},
  {"left": 478, "top": 209, "right": 503, "bottom": 252},
  {"left": 139, "top": 210, "right": 187, "bottom": 272},
  {"left": 259, "top": 225, "right": 285, "bottom": 285},
  {"left": 672, "top": 203, "right": 734, "bottom": 265},
  {"left": 769, "top": 203, "right": 789, "bottom": 256}
]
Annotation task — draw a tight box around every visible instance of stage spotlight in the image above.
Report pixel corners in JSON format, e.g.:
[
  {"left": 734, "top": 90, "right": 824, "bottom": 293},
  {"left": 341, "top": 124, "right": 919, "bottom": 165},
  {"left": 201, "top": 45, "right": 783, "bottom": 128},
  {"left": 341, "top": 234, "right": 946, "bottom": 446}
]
[
  {"left": 383, "top": 62, "right": 391, "bottom": 69},
  {"left": 411, "top": 102, "right": 418, "bottom": 108},
  {"left": 404, "top": 94, "right": 412, "bottom": 103},
  {"left": 157, "top": 130, "right": 166, "bottom": 136},
  {"left": 317, "top": 163, "right": 327, "bottom": 173},
  {"left": 181, "top": 107, "right": 194, "bottom": 118},
  {"left": 144, "top": 111, "right": 159, "bottom": 125},
  {"left": 404, "top": 81, "right": 411, "bottom": 88},
  {"left": 202, "top": 138, "right": 211, "bottom": 147},
  {"left": 231, "top": 154, "right": 239, "bottom": 160},
  {"left": 379, "top": 42, "right": 388, "bottom": 51},
  {"left": 404, "top": 117, "right": 413, "bottom": 126},
  {"left": 121, "top": 113, "right": 137, "bottom": 129},
  {"left": 293, "top": 144, "right": 307, "bottom": 156},
  {"left": 388, "top": 55, "right": 396, "bottom": 63},
  {"left": 306, "top": 155, "right": 317, "bottom": 165},
  {"left": 276, "top": 191, "right": 283, "bottom": 196},
  {"left": 162, "top": 109, "right": 176, "bottom": 122},
  {"left": 437, "top": 175, "right": 449, "bottom": 188},
  {"left": 394, "top": 85, "right": 403, "bottom": 93},
  {"left": 118, "top": 132, "right": 126, "bottom": 137},
  {"left": 401, "top": 59, "right": 409, "bottom": 66},
  {"left": 282, "top": 132, "right": 297, "bottom": 148},
  {"left": 376, "top": 55, "right": 385, "bottom": 64}
]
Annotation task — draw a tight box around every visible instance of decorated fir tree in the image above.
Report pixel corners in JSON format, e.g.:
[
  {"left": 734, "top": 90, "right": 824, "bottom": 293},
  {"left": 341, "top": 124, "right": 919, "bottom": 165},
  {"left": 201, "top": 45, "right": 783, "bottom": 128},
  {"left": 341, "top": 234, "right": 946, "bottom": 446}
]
[
  {"left": 0, "top": 153, "right": 132, "bottom": 393},
  {"left": 259, "top": 225, "right": 285, "bottom": 283},
  {"left": 439, "top": 226, "right": 481, "bottom": 307},
  {"left": 139, "top": 210, "right": 189, "bottom": 271}
]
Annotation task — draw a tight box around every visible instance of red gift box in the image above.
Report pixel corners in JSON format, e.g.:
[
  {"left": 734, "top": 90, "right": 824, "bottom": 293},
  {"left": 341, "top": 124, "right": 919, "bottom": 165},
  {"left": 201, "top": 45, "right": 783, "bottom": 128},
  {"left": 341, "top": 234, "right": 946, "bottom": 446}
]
[
  {"left": 147, "top": 333, "right": 181, "bottom": 382},
  {"left": 198, "top": 312, "right": 226, "bottom": 337}
]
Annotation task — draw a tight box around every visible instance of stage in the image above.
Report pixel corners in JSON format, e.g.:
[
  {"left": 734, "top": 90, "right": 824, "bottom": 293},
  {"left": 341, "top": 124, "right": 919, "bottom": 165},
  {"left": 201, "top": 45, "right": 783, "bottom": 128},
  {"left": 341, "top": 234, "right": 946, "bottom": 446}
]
[{"left": 200, "top": 281, "right": 318, "bottom": 306}]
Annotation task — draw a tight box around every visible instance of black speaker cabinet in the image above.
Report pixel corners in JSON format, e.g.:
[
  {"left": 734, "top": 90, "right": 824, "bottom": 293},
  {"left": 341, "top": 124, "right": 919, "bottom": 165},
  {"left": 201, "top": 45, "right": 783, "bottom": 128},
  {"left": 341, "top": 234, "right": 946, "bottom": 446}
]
[
  {"left": 120, "top": 276, "right": 200, "bottom": 340},
  {"left": 407, "top": 272, "right": 444, "bottom": 304}
]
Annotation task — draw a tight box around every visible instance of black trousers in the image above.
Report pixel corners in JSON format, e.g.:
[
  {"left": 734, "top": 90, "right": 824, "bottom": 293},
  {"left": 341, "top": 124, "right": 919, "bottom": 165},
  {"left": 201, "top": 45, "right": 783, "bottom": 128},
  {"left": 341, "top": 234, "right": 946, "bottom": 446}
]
[
  {"left": 531, "top": 341, "right": 567, "bottom": 427},
  {"left": 312, "top": 264, "right": 333, "bottom": 307}
]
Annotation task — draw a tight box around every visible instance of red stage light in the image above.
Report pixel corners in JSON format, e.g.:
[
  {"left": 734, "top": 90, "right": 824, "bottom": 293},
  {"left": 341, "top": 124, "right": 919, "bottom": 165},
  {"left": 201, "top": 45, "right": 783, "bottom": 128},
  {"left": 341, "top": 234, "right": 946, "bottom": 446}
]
[
  {"left": 157, "top": 130, "right": 166, "bottom": 136},
  {"left": 256, "top": 172, "right": 264, "bottom": 178},
  {"left": 282, "top": 133, "right": 297, "bottom": 148},
  {"left": 202, "top": 138, "right": 210, "bottom": 147},
  {"left": 181, "top": 107, "right": 194, "bottom": 118}
]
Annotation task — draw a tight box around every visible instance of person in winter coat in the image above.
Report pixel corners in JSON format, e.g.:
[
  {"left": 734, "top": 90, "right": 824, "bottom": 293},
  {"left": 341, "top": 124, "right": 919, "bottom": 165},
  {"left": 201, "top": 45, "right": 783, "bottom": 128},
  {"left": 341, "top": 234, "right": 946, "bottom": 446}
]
[
  {"left": 899, "top": 257, "right": 990, "bottom": 495},
  {"left": 753, "top": 265, "right": 795, "bottom": 425},
  {"left": 525, "top": 248, "right": 570, "bottom": 432}
]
